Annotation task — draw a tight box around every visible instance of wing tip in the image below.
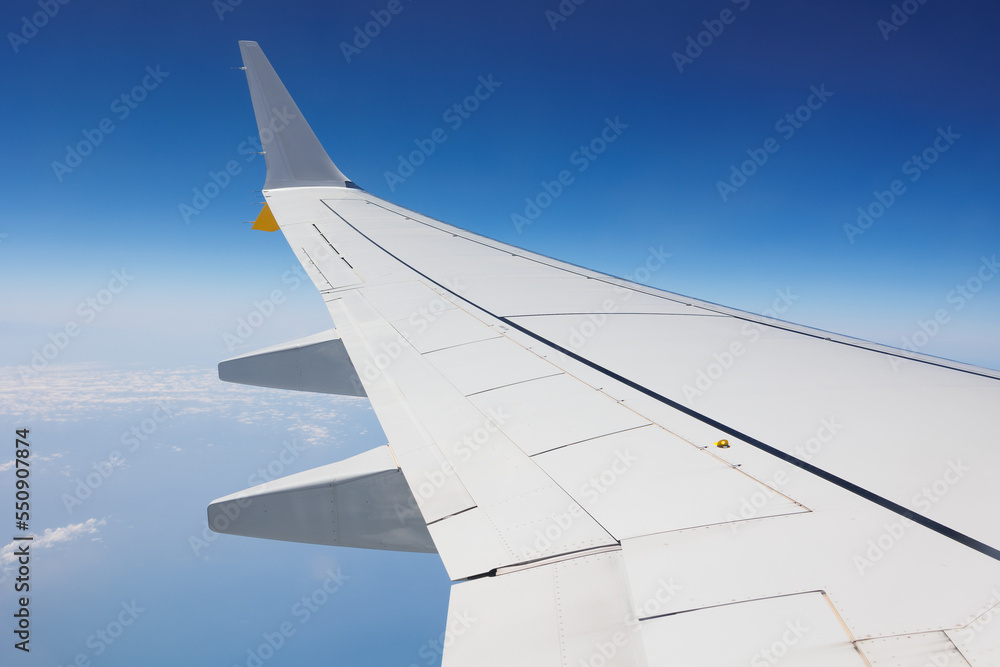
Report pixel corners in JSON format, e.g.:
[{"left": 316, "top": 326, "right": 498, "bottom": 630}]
[{"left": 238, "top": 41, "right": 352, "bottom": 190}]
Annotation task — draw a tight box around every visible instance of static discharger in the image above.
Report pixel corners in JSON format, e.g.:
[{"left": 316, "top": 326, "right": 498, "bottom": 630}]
[
  {"left": 715, "top": 439, "right": 730, "bottom": 449},
  {"left": 252, "top": 203, "right": 279, "bottom": 232}
]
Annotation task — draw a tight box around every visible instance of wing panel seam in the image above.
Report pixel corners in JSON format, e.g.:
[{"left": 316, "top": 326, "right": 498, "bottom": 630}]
[
  {"left": 319, "top": 198, "right": 1000, "bottom": 564},
  {"left": 336, "top": 197, "right": 1000, "bottom": 382}
]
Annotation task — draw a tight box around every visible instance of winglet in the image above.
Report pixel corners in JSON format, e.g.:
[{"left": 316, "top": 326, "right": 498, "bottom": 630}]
[{"left": 238, "top": 41, "right": 353, "bottom": 190}]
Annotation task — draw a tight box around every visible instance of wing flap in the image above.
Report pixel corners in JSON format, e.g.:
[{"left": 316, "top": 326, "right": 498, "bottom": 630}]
[
  {"left": 327, "top": 288, "right": 617, "bottom": 578},
  {"left": 533, "top": 425, "right": 809, "bottom": 539},
  {"left": 640, "top": 592, "right": 866, "bottom": 666},
  {"left": 620, "top": 508, "right": 1000, "bottom": 640},
  {"left": 859, "top": 632, "right": 972, "bottom": 666},
  {"left": 466, "top": 373, "right": 650, "bottom": 457},
  {"left": 442, "top": 550, "right": 645, "bottom": 667}
]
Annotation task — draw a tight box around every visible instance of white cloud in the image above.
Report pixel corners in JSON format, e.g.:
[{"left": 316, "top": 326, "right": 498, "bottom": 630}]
[
  {"left": 291, "top": 423, "right": 333, "bottom": 447},
  {"left": 0, "top": 365, "right": 364, "bottom": 426},
  {"left": 0, "top": 452, "right": 64, "bottom": 473},
  {"left": 0, "top": 517, "right": 107, "bottom": 566}
]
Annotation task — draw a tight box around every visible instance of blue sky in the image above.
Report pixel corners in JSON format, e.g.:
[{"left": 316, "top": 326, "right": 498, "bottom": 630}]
[
  {"left": 1, "top": 0, "right": 998, "bottom": 372},
  {"left": 1, "top": 0, "right": 998, "bottom": 664}
]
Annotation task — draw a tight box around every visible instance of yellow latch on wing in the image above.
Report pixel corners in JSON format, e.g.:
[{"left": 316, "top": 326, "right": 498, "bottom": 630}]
[
  {"left": 715, "top": 439, "right": 730, "bottom": 449},
  {"left": 251, "top": 203, "right": 279, "bottom": 232}
]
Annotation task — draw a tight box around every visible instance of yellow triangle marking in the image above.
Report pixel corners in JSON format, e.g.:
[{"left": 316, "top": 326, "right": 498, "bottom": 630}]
[{"left": 251, "top": 203, "right": 279, "bottom": 232}]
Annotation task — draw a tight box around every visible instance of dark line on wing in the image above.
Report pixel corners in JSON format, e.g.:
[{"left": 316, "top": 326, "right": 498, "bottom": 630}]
[
  {"left": 505, "top": 312, "right": 725, "bottom": 318},
  {"left": 462, "top": 372, "right": 564, "bottom": 398},
  {"left": 321, "top": 200, "right": 1000, "bottom": 564},
  {"left": 312, "top": 223, "right": 338, "bottom": 254},
  {"left": 529, "top": 423, "right": 654, "bottom": 457},
  {"left": 426, "top": 506, "right": 477, "bottom": 526},
  {"left": 358, "top": 200, "right": 1000, "bottom": 382},
  {"left": 417, "top": 334, "right": 504, "bottom": 356},
  {"left": 638, "top": 590, "right": 827, "bottom": 623}
]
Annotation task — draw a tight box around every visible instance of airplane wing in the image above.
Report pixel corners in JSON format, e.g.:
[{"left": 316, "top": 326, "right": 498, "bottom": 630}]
[{"left": 209, "top": 41, "right": 1000, "bottom": 666}]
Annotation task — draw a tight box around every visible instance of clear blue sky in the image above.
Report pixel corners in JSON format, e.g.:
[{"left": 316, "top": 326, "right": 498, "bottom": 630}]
[{"left": 1, "top": 0, "right": 998, "bottom": 664}]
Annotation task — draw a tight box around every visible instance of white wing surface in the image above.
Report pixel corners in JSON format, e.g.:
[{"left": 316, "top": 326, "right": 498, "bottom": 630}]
[{"left": 208, "top": 41, "right": 1000, "bottom": 666}]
